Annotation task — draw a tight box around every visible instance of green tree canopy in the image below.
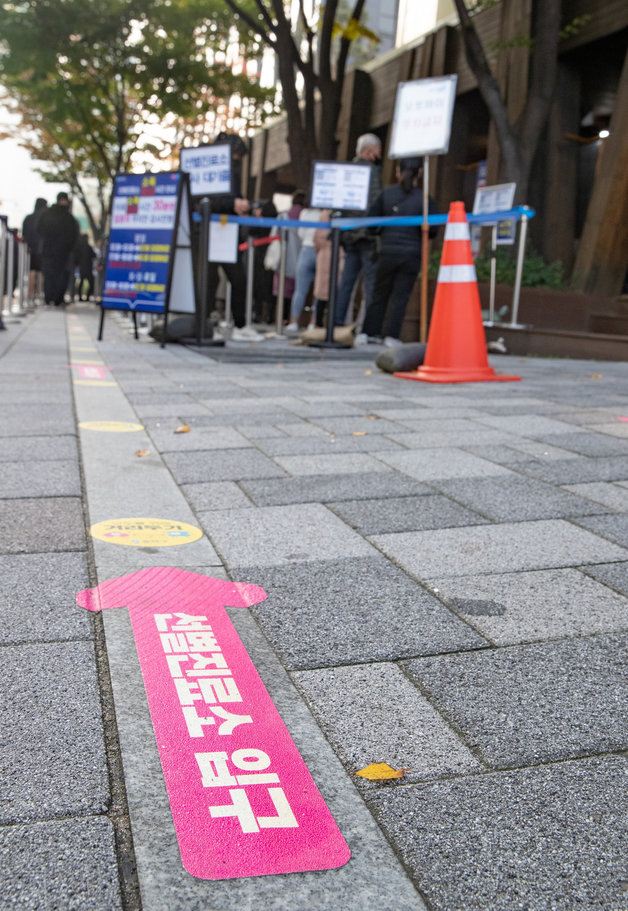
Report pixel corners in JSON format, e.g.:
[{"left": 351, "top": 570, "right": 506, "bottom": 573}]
[{"left": 0, "top": 0, "right": 276, "bottom": 237}]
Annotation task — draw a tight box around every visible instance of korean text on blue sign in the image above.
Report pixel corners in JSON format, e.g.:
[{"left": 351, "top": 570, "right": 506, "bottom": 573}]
[{"left": 102, "top": 172, "right": 180, "bottom": 313}]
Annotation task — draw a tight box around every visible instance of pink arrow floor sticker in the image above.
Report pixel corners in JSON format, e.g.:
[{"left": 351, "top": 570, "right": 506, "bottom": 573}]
[{"left": 77, "top": 568, "right": 350, "bottom": 880}]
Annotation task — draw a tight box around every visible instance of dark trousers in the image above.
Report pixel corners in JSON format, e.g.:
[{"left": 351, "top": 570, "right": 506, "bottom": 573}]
[
  {"left": 42, "top": 256, "right": 70, "bottom": 306},
  {"left": 208, "top": 257, "right": 246, "bottom": 328},
  {"left": 361, "top": 256, "right": 419, "bottom": 340}
]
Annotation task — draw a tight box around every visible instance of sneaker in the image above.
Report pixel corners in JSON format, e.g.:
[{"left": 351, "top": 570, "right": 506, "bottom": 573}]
[
  {"left": 367, "top": 335, "right": 383, "bottom": 344},
  {"left": 354, "top": 332, "right": 368, "bottom": 347},
  {"left": 231, "top": 327, "right": 263, "bottom": 342},
  {"left": 383, "top": 336, "right": 403, "bottom": 348},
  {"left": 488, "top": 337, "right": 507, "bottom": 354},
  {"left": 284, "top": 323, "right": 299, "bottom": 334}
]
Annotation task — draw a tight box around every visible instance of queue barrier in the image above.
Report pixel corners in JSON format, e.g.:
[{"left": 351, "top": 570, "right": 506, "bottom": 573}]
[{"left": 193, "top": 205, "right": 535, "bottom": 340}]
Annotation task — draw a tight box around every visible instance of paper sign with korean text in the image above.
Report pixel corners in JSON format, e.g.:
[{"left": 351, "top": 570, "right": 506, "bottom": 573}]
[
  {"left": 76, "top": 568, "right": 350, "bottom": 880},
  {"left": 310, "top": 160, "right": 372, "bottom": 212},
  {"left": 388, "top": 75, "right": 458, "bottom": 158},
  {"left": 180, "top": 143, "right": 232, "bottom": 198}
]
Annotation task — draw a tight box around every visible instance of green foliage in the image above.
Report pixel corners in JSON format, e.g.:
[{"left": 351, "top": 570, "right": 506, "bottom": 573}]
[
  {"left": 474, "top": 246, "right": 564, "bottom": 288},
  {"left": 429, "top": 245, "right": 564, "bottom": 288},
  {"left": 0, "top": 0, "right": 276, "bottom": 235}
]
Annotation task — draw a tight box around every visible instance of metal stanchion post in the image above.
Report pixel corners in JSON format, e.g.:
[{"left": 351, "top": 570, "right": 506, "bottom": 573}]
[
  {"left": 0, "top": 220, "right": 7, "bottom": 329},
  {"left": 196, "top": 197, "right": 211, "bottom": 345},
  {"left": 274, "top": 228, "right": 287, "bottom": 338},
  {"left": 509, "top": 211, "right": 529, "bottom": 328},
  {"left": 245, "top": 236, "right": 254, "bottom": 329},
  {"left": 6, "top": 231, "right": 15, "bottom": 314},
  {"left": 486, "top": 224, "right": 497, "bottom": 326},
  {"left": 309, "top": 222, "right": 351, "bottom": 349},
  {"left": 16, "top": 241, "right": 27, "bottom": 316},
  {"left": 185, "top": 199, "right": 224, "bottom": 348}
]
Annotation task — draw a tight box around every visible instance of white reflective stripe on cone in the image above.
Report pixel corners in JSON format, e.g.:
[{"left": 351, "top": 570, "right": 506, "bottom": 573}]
[
  {"left": 437, "top": 264, "right": 477, "bottom": 283},
  {"left": 443, "top": 222, "right": 471, "bottom": 241}
]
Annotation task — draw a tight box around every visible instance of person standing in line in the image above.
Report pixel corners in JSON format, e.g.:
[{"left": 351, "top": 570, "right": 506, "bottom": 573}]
[
  {"left": 310, "top": 209, "right": 344, "bottom": 329},
  {"left": 75, "top": 233, "right": 96, "bottom": 301},
  {"left": 284, "top": 202, "right": 321, "bottom": 334},
  {"left": 37, "top": 192, "right": 79, "bottom": 307},
  {"left": 22, "top": 197, "right": 47, "bottom": 302},
  {"left": 356, "top": 158, "right": 437, "bottom": 348},
  {"left": 333, "top": 133, "right": 382, "bottom": 328},
  {"left": 250, "top": 198, "right": 278, "bottom": 324},
  {"left": 273, "top": 189, "right": 306, "bottom": 323}
]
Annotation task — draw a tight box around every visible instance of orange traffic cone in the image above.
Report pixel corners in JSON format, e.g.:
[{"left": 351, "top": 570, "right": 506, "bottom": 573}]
[{"left": 395, "top": 201, "right": 520, "bottom": 384}]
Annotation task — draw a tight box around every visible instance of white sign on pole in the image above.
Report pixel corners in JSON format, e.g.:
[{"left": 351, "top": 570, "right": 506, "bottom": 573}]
[
  {"left": 208, "top": 220, "right": 239, "bottom": 263},
  {"left": 310, "top": 161, "right": 372, "bottom": 212},
  {"left": 473, "top": 182, "right": 517, "bottom": 245},
  {"left": 388, "top": 76, "right": 458, "bottom": 159},
  {"left": 180, "top": 143, "right": 232, "bottom": 197}
]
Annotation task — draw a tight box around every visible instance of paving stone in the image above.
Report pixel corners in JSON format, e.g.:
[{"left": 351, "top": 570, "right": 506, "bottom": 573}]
[
  {"left": 0, "top": 817, "right": 121, "bottom": 910},
  {"left": 0, "top": 408, "right": 76, "bottom": 437},
  {"left": 475, "top": 413, "right": 601, "bottom": 436},
  {"left": 538, "top": 431, "right": 628, "bottom": 456},
  {"left": 375, "top": 448, "right": 513, "bottom": 481},
  {"left": 255, "top": 434, "right": 404, "bottom": 456},
  {"left": 427, "top": 568, "right": 628, "bottom": 645},
  {"left": 385, "top": 429, "right": 512, "bottom": 449},
  {"left": 0, "top": 640, "right": 109, "bottom": 822},
  {"left": 162, "top": 448, "right": 286, "bottom": 483},
  {"left": 431, "top": 475, "right": 605, "bottom": 522},
  {"left": 516, "top": 455, "right": 628, "bottom": 484},
  {"left": 372, "top": 519, "right": 628, "bottom": 579},
  {"left": 307, "top": 416, "right": 407, "bottom": 436},
  {"left": 0, "top": 434, "right": 78, "bottom": 463},
  {"left": 241, "top": 472, "right": 432, "bottom": 506},
  {"left": 180, "top": 481, "right": 254, "bottom": 512},
  {"left": 583, "top": 560, "right": 628, "bottom": 597},
  {"left": 248, "top": 557, "right": 485, "bottom": 669},
  {"left": 462, "top": 441, "right": 579, "bottom": 465},
  {"left": 0, "top": 553, "right": 91, "bottom": 644},
  {"left": 0, "top": 498, "right": 86, "bottom": 553},
  {"left": 574, "top": 513, "right": 628, "bottom": 548},
  {"left": 329, "top": 495, "right": 487, "bottom": 534},
  {"left": 147, "top": 425, "right": 252, "bottom": 452},
  {"left": 293, "top": 663, "right": 480, "bottom": 782},
  {"left": 200, "top": 503, "right": 375, "bottom": 570},
  {"left": 0, "top": 459, "right": 81, "bottom": 498},
  {"left": 367, "top": 755, "right": 628, "bottom": 911},
  {"left": 390, "top": 417, "right": 491, "bottom": 435},
  {"left": 403, "top": 633, "right": 628, "bottom": 767},
  {"left": 274, "top": 422, "right": 336, "bottom": 437},
  {"left": 562, "top": 481, "right": 628, "bottom": 512},
  {"left": 273, "top": 452, "right": 392, "bottom": 477}
]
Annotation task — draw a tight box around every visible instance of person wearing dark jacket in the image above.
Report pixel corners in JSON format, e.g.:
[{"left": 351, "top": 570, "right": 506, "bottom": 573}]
[
  {"left": 356, "top": 159, "right": 437, "bottom": 347},
  {"left": 22, "top": 197, "right": 47, "bottom": 300},
  {"left": 38, "top": 191, "right": 79, "bottom": 306},
  {"left": 75, "top": 233, "right": 96, "bottom": 301},
  {"left": 205, "top": 132, "right": 250, "bottom": 330},
  {"left": 333, "top": 133, "right": 382, "bottom": 327}
]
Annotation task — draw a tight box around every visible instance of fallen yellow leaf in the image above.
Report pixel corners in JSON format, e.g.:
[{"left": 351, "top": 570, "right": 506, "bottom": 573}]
[
  {"left": 355, "top": 762, "right": 409, "bottom": 781},
  {"left": 352, "top": 431, "right": 367, "bottom": 436},
  {"left": 364, "top": 369, "right": 372, "bottom": 375},
  {"left": 590, "top": 374, "right": 603, "bottom": 379},
  {"left": 174, "top": 424, "right": 191, "bottom": 434},
  {"left": 135, "top": 449, "right": 150, "bottom": 457}
]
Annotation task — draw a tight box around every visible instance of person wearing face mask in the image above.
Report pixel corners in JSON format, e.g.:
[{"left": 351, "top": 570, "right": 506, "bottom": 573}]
[{"left": 333, "top": 133, "right": 382, "bottom": 329}]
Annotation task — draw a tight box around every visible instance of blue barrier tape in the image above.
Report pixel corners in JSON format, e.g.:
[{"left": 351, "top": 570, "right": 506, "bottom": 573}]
[{"left": 192, "top": 206, "right": 535, "bottom": 231}]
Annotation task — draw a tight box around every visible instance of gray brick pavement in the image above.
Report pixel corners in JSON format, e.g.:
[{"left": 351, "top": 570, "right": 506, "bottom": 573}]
[{"left": 2, "top": 305, "right": 628, "bottom": 910}]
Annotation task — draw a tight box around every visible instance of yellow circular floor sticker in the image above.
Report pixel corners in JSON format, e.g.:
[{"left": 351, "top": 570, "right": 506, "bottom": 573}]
[
  {"left": 79, "top": 421, "right": 144, "bottom": 432},
  {"left": 90, "top": 518, "right": 203, "bottom": 547}
]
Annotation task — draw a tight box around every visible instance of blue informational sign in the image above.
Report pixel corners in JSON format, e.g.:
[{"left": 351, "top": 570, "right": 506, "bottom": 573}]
[{"left": 102, "top": 172, "right": 182, "bottom": 314}]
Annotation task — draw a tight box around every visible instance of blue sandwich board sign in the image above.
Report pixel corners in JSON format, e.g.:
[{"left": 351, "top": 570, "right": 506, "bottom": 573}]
[{"left": 99, "top": 171, "right": 195, "bottom": 343}]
